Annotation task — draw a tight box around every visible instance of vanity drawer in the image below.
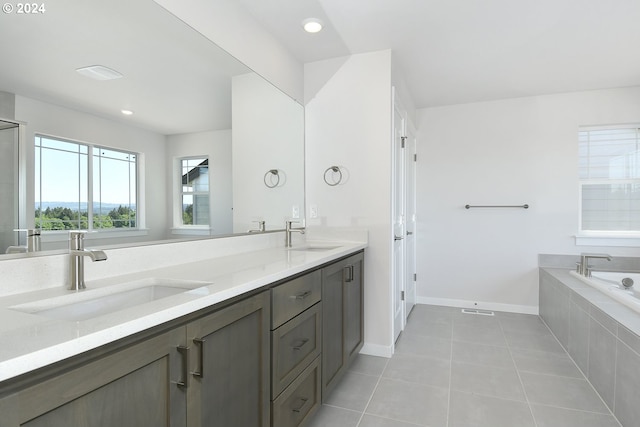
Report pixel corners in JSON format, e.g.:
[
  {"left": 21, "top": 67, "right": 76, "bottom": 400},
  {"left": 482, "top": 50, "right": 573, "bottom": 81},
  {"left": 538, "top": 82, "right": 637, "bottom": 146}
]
[
  {"left": 272, "top": 270, "right": 321, "bottom": 329},
  {"left": 272, "top": 303, "right": 322, "bottom": 397},
  {"left": 272, "top": 356, "right": 321, "bottom": 427}
]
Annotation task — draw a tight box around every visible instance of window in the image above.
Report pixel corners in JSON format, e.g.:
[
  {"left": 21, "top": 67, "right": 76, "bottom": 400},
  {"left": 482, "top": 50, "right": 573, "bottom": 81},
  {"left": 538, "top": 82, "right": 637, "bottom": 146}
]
[
  {"left": 579, "top": 126, "right": 640, "bottom": 233},
  {"left": 180, "top": 157, "right": 209, "bottom": 226},
  {"left": 35, "top": 135, "right": 138, "bottom": 231}
]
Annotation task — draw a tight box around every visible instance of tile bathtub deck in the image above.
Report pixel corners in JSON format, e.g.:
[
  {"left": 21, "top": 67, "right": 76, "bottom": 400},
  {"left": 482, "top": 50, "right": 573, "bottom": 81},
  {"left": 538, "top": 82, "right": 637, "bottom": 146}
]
[{"left": 308, "top": 304, "right": 622, "bottom": 427}]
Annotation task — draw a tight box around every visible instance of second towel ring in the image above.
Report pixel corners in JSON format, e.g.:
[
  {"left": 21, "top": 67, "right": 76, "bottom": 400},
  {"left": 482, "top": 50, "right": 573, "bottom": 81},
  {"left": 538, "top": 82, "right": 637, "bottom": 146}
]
[
  {"left": 324, "top": 166, "right": 343, "bottom": 186},
  {"left": 264, "top": 169, "right": 280, "bottom": 188}
]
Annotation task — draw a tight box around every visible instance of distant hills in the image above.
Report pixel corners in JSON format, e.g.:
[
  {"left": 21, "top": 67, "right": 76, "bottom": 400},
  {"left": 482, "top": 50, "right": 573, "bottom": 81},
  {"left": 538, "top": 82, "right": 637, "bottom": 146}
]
[{"left": 37, "top": 202, "right": 136, "bottom": 215}]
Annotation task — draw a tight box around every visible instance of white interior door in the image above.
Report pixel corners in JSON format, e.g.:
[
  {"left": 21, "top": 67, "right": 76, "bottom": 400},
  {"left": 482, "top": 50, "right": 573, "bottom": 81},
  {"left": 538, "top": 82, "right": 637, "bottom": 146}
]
[
  {"left": 404, "top": 124, "right": 417, "bottom": 318},
  {"left": 392, "top": 97, "right": 406, "bottom": 343}
]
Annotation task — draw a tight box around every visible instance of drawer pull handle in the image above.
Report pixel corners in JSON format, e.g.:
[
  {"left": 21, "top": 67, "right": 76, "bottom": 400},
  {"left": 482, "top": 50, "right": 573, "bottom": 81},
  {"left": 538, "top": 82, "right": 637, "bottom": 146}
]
[
  {"left": 292, "top": 338, "right": 309, "bottom": 351},
  {"left": 291, "top": 291, "right": 311, "bottom": 300},
  {"left": 177, "top": 345, "right": 189, "bottom": 389},
  {"left": 292, "top": 397, "right": 309, "bottom": 413},
  {"left": 193, "top": 338, "right": 205, "bottom": 378}
]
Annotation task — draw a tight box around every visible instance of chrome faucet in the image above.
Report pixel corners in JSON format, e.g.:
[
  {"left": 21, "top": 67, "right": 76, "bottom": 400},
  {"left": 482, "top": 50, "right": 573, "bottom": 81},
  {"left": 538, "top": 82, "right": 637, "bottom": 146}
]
[
  {"left": 578, "top": 253, "right": 612, "bottom": 277},
  {"left": 285, "top": 220, "right": 305, "bottom": 247},
  {"left": 248, "top": 220, "right": 266, "bottom": 233},
  {"left": 5, "top": 229, "right": 41, "bottom": 254},
  {"left": 68, "top": 231, "right": 107, "bottom": 290}
]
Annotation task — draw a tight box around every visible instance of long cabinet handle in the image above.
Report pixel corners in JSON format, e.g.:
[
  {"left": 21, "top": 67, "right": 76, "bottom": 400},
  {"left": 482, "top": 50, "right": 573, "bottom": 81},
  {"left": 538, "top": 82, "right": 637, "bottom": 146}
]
[
  {"left": 177, "top": 345, "right": 190, "bottom": 389},
  {"left": 291, "top": 338, "right": 309, "bottom": 351},
  {"left": 192, "top": 338, "right": 205, "bottom": 378},
  {"left": 344, "top": 265, "right": 354, "bottom": 282},
  {"left": 292, "top": 397, "right": 309, "bottom": 413},
  {"left": 291, "top": 291, "right": 311, "bottom": 300}
]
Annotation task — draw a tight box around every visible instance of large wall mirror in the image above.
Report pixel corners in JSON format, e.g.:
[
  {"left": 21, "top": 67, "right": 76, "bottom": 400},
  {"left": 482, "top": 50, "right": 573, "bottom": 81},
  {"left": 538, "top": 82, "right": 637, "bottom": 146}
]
[{"left": 0, "top": 0, "right": 304, "bottom": 257}]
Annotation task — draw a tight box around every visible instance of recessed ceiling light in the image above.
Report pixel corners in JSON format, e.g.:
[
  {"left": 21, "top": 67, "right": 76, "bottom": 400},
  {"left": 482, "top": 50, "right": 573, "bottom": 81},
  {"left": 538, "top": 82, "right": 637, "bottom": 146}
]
[
  {"left": 121, "top": 109, "right": 134, "bottom": 116},
  {"left": 76, "top": 65, "right": 123, "bottom": 81},
  {"left": 302, "top": 18, "right": 323, "bottom": 33}
]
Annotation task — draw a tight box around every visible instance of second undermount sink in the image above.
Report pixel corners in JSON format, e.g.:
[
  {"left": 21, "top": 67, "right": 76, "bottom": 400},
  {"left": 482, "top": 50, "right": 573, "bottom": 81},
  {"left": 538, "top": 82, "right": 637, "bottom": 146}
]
[{"left": 10, "top": 277, "right": 211, "bottom": 322}]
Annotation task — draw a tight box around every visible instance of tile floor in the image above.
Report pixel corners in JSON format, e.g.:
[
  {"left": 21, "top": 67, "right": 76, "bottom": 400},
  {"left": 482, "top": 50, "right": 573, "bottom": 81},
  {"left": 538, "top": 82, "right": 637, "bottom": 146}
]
[{"left": 308, "top": 304, "right": 622, "bottom": 427}]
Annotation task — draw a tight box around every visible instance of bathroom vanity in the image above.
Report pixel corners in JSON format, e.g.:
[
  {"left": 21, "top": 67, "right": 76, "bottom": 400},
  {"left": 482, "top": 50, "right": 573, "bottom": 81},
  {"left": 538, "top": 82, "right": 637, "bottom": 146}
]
[{"left": 0, "top": 238, "right": 365, "bottom": 427}]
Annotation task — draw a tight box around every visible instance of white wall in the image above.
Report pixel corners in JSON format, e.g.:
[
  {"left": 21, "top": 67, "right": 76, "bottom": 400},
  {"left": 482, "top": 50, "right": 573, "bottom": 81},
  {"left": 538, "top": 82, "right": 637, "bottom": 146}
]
[
  {"left": 305, "top": 50, "right": 394, "bottom": 356},
  {"left": 417, "top": 87, "right": 640, "bottom": 313},
  {"left": 0, "top": 92, "right": 15, "bottom": 121},
  {"left": 166, "top": 130, "right": 233, "bottom": 235},
  {"left": 232, "top": 73, "right": 305, "bottom": 233},
  {"left": 153, "top": 0, "right": 303, "bottom": 103},
  {"left": 15, "top": 96, "right": 169, "bottom": 247}
]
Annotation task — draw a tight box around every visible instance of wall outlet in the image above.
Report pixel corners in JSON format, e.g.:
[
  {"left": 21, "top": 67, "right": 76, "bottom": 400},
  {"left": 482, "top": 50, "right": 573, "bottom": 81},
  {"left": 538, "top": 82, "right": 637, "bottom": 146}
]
[
  {"left": 310, "top": 204, "right": 318, "bottom": 218},
  {"left": 292, "top": 205, "right": 300, "bottom": 218}
]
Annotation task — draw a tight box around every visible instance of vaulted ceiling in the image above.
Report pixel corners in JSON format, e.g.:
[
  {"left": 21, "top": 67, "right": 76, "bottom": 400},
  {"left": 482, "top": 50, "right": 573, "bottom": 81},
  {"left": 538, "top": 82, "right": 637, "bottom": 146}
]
[{"left": 238, "top": 0, "right": 640, "bottom": 108}]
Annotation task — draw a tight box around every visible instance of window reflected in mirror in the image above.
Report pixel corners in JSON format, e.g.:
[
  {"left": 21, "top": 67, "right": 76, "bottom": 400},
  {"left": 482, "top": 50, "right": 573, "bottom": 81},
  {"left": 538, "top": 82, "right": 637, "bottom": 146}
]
[
  {"left": 35, "top": 135, "right": 138, "bottom": 231},
  {"left": 180, "top": 157, "right": 209, "bottom": 227}
]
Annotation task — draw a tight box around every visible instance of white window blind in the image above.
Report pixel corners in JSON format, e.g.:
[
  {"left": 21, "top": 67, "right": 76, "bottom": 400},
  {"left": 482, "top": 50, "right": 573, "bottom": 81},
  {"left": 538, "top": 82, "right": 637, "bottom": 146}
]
[{"left": 579, "top": 126, "right": 640, "bottom": 232}]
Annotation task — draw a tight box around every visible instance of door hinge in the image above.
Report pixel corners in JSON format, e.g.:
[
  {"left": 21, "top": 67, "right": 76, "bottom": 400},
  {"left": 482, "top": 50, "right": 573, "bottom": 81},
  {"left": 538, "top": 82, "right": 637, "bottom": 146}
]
[
  {"left": 413, "top": 273, "right": 417, "bottom": 281},
  {"left": 414, "top": 153, "right": 417, "bottom": 162},
  {"left": 401, "top": 136, "right": 406, "bottom": 148},
  {"left": 401, "top": 290, "right": 405, "bottom": 301}
]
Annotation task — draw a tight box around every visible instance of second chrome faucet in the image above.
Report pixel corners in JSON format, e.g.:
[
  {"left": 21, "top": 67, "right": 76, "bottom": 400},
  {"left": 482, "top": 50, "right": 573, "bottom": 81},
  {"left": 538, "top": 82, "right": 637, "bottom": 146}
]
[
  {"left": 285, "top": 220, "right": 305, "bottom": 247},
  {"left": 69, "top": 231, "right": 107, "bottom": 290}
]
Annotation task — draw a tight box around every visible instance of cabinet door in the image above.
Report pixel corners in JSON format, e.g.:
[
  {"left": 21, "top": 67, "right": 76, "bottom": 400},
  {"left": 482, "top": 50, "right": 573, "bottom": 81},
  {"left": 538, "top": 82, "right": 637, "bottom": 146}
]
[
  {"left": 321, "top": 259, "right": 346, "bottom": 398},
  {"left": 344, "top": 253, "right": 364, "bottom": 364},
  {"left": 186, "top": 291, "right": 270, "bottom": 427},
  {"left": 321, "top": 252, "right": 365, "bottom": 400},
  {"left": 0, "top": 328, "right": 187, "bottom": 427}
]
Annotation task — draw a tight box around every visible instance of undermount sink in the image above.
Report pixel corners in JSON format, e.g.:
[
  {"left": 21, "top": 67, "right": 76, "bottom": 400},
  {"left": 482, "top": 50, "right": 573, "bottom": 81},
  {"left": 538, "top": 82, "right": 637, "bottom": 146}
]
[
  {"left": 289, "top": 245, "right": 341, "bottom": 252},
  {"left": 10, "top": 277, "right": 211, "bottom": 322}
]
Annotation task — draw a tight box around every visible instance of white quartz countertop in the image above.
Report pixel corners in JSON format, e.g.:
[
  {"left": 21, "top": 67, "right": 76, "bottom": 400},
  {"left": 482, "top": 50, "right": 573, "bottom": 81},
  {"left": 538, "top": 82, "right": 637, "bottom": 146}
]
[{"left": 0, "top": 240, "right": 366, "bottom": 383}]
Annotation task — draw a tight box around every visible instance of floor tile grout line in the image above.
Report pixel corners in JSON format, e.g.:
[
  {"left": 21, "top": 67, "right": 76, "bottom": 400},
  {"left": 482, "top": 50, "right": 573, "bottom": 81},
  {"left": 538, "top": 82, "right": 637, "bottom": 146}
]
[
  {"left": 499, "top": 317, "right": 540, "bottom": 427},
  {"left": 318, "top": 403, "right": 364, "bottom": 413},
  {"left": 612, "top": 336, "right": 620, "bottom": 425},
  {"left": 530, "top": 401, "right": 624, "bottom": 417},
  {"left": 354, "top": 357, "right": 389, "bottom": 427},
  {"left": 446, "top": 318, "right": 454, "bottom": 427}
]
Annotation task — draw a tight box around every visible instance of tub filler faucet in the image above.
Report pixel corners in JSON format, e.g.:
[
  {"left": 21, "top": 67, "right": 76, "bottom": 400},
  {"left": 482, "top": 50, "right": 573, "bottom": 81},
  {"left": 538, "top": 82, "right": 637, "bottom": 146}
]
[
  {"left": 578, "top": 253, "right": 612, "bottom": 277},
  {"left": 68, "top": 231, "right": 107, "bottom": 290}
]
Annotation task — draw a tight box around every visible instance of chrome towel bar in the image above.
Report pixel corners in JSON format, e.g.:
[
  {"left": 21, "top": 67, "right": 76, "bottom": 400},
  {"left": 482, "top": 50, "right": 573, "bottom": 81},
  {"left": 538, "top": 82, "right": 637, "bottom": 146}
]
[{"left": 465, "top": 204, "right": 529, "bottom": 209}]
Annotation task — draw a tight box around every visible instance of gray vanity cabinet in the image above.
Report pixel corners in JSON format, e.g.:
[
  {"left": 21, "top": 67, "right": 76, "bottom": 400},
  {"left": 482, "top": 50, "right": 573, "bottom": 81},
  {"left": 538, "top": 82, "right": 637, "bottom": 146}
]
[
  {"left": 0, "top": 327, "right": 187, "bottom": 427},
  {"left": 186, "top": 290, "right": 271, "bottom": 427},
  {"left": 321, "top": 251, "right": 364, "bottom": 399},
  {"left": 0, "top": 291, "right": 270, "bottom": 427},
  {"left": 0, "top": 250, "right": 365, "bottom": 427}
]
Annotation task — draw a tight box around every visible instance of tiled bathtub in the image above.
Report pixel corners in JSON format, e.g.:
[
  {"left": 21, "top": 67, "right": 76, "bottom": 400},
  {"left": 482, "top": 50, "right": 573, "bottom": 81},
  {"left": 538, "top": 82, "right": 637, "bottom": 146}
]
[{"left": 539, "top": 264, "right": 640, "bottom": 427}]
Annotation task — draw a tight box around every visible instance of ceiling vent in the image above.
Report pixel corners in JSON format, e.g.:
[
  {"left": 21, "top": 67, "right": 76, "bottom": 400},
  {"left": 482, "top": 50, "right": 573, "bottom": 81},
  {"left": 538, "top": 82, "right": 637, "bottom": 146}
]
[{"left": 76, "top": 65, "right": 123, "bottom": 81}]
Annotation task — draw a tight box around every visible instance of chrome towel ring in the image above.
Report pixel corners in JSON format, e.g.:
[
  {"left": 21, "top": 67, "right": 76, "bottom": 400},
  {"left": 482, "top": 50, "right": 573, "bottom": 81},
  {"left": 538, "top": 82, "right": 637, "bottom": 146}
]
[
  {"left": 264, "top": 169, "right": 280, "bottom": 188},
  {"left": 323, "top": 166, "right": 342, "bottom": 186}
]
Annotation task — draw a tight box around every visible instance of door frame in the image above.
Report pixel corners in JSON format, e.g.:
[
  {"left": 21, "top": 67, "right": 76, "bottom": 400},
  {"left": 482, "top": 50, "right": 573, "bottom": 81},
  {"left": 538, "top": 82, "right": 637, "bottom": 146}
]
[{"left": 391, "top": 88, "right": 407, "bottom": 345}]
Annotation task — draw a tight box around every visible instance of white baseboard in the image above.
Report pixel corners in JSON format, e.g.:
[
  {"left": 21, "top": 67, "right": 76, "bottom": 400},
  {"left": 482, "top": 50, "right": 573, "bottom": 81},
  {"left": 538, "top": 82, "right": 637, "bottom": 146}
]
[
  {"left": 359, "top": 342, "right": 393, "bottom": 358},
  {"left": 417, "top": 296, "right": 538, "bottom": 315}
]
